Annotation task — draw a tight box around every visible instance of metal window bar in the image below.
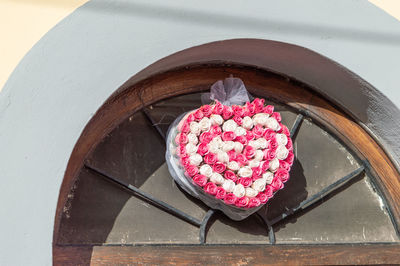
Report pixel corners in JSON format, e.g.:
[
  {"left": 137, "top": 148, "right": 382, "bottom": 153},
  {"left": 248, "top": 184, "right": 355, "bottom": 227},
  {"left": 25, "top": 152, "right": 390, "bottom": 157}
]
[{"left": 87, "top": 99, "right": 396, "bottom": 245}]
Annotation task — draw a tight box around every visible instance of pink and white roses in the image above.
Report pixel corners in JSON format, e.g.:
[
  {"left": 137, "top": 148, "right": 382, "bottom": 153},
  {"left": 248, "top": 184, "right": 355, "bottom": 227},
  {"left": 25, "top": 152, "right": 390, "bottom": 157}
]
[{"left": 174, "top": 98, "right": 294, "bottom": 209}]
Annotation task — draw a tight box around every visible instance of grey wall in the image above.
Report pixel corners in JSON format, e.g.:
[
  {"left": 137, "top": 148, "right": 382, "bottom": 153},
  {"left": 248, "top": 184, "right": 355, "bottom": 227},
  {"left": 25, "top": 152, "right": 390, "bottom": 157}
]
[{"left": 0, "top": 0, "right": 400, "bottom": 265}]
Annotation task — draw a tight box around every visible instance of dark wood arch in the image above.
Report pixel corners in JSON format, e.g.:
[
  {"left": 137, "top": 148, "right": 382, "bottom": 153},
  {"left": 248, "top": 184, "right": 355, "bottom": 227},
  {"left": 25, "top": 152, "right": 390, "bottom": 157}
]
[{"left": 53, "top": 64, "right": 400, "bottom": 265}]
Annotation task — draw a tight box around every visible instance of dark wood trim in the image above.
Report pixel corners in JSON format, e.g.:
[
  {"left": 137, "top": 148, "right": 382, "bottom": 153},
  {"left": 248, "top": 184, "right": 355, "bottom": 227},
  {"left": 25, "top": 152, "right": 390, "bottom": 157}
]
[
  {"left": 54, "top": 244, "right": 400, "bottom": 265},
  {"left": 53, "top": 64, "right": 400, "bottom": 264}
]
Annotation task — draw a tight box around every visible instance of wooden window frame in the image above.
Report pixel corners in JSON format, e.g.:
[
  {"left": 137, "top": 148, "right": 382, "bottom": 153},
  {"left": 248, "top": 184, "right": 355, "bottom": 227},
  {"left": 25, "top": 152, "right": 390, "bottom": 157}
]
[{"left": 53, "top": 64, "right": 400, "bottom": 265}]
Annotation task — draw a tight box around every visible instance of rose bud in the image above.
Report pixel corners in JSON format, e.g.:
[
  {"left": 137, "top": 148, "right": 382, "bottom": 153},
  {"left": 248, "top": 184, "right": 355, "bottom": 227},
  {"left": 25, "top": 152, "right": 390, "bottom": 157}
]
[
  {"left": 245, "top": 102, "right": 256, "bottom": 116},
  {"left": 256, "top": 192, "right": 269, "bottom": 204},
  {"left": 269, "top": 138, "right": 278, "bottom": 150},
  {"left": 285, "top": 151, "right": 294, "bottom": 165},
  {"left": 245, "top": 131, "right": 255, "bottom": 141},
  {"left": 193, "top": 174, "right": 207, "bottom": 187},
  {"left": 253, "top": 98, "right": 265, "bottom": 111},
  {"left": 201, "top": 105, "right": 213, "bottom": 117},
  {"left": 233, "top": 115, "right": 243, "bottom": 126},
  {"left": 227, "top": 150, "right": 237, "bottom": 161},
  {"left": 271, "top": 112, "right": 282, "bottom": 122},
  {"left": 286, "top": 138, "right": 293, "bottom": 151},
  {"left": 210, "top": 125, "right": 222, "bottom": 136},
  {"left": 251, "top": 167, "right": 262, "bottom": 180},
  {"left": 199, "top": 132, "right": 213, "bottom": 144},
  {"left": 274, "top": 168, "right": 290, "bottom": 183},
  {"left": 221, "top": 131, "right": 236, "bottom": 141},
  {"left": 235, "top": 154, "right": 248, "bottom": 166},
  {"left": 222, "top": 106, "right": 234, "bottom": 120},
  {"left": 213, "top": 162, "right": 226, "bottom": 174},
  {"left": 204, "top": 182, "right": 218, "bottom": 195},
  {"left": 213, "top": 100, "right": 224, "bottom": 115},
  {"left": 264, "top": 185, "right": 274, "bottom": 198},
  {"left": 235, "top": 135, "right": 248, "bottom": 145},
  {"left": 280, "top": 124, "right": 290, "bottom": 137},
  {"left": 248, "top": 197, "right": 261, "bottom": 208},
  {"left": 263, "top": 128, "right": 276, "bottom": 140},
  {"left": 186, "top": 113, "right": 195, "bottom": 123},
  {"left": 215, "top": 187, "right": 227, "bottom": 199},
  {"left": 181, "top": 121, "right": 190, "bottom": 134},
  {"left": 235, "top": 196, "right": 250, "bottom": 208},
  {"left": 260, "top": 160, "right": 270, "bottom": 172},
  {"left": 270, "top": 177, "right": 284, "bottom": 192},
  {"left": 232, "top": 105, "right": 245, "bottom": 117},
  {"left": 186, "top": 165, "right": 199, "bottom": 177},
  {"left": 180, "top": 156, "right": 190, "bottom": 168},
  {"left": 224, "top": 193, "right": 238, "bottom": 205},
  {"left": 263, "top": 171, "right": 274, "bottom": 184},
  {"left": 252, "top": 124, "right": 265, "bottom": 138},
  {"left": 224, "top": 170, "right": 237, "bottom": 182},
  {"left": 243, "top": 145, "right": 256, "bottom": 159},
  {"left": 263, "top": 105, "right": 274, "bottom": 115},
  {"left": 264, "top": 149, "right": 276, "bottom": 161},
  {"left": 279, "top": 160, "right": 291, "bottom": 171}
]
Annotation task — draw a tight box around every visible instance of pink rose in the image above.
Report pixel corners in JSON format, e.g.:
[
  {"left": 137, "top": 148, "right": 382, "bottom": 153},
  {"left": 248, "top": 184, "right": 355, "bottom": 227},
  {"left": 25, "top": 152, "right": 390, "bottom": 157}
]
[
  {"left": 213, "top": 162, "right": 226, "bottom": 174},
  {"left": 260, "top": 160, "right": 270, "bottom": 172},
  {"left": 251, "top": 167, "right": 262, "bottom": 180},
  {"left": 280, "top": 124, "right": 290, "bottom": 137},
  {"left": 253, "top": 125, "right": 265, "bottom": 138},
  {"left": 253, "top": 98, "right": 265, "bottom": 112},
  {"left": 233, "top": 116, "right": 243, "bottom": 126},
  {"left": 224, "top": 170, "right": 237, "bottom": 182},
  {"left": 204, "top": 182, "right": 218, "bottom": 195},
  {"left": 216, "top": 187, "right": 226, "bottom": 199},
  {"left": 186, "top": 165, "right": 199, "bottom": 177},
  {"left": 227, "top": 150, "right": 237, "bottom": 161},
  {"left": 180, "top": 156, "right": 190, "bottom": 168},
  {"left": 235, "top": 154, "right": 248, "bottom": 166},
  {"left": 232, "top": 105, "right": 245, "bottom": 117},
  {"left": 235, "top": 196, "right": 250, "bottom": 207},
  {"left": 193, "top": 174, "right": 207, "bottom": 187},
  {"left": 201, "top": 105, "right": 213, "bottom": 117},
  {"left": 210, "top": 125, "right": 222, "bottom": 136},
  {"left": 186, "top": 114, "right": 195, "bottom": 123},
  {"left": 204, "top": 152, "right": 217, "bottom": 165},
  {"left": 213, "top": 101, "right": 224, "bottom": 115},
  {"left": 238, "top": 177, "right": 253, "bottom": 188},
  {"left": 181, "top": 121, "right": 190, "bottom": 134},
  {"left": 224, "top": 193, "right": 238, "bottom": 205},
  {"left": 263, "top": 149, "right": 276, "bottom": 161},
  {"left": 263, "top": 105, "right": 274, "bottom": 115},
  {"left": 286, "top": 138, "right": 293, "bottom": 151},
  {"left": 268, "top": 138, "right": 278, "bottom": 150},
  {"left": 248, "top": 197, "right": 261, "bottom": 208},
  {"left": 179, "top": 133, "right": 188, "bottom": 144},
  {"left": 263, "top": 129, "right": 276, "bottom": 140},
  {"left": 222, "top": 131, "right": 236, "bottom": 141},
  {"left": 245, "top": 102, "right": 256, "bottom": 116},
  {"left": 256, "top": 192, "right": 269, "bottom": 204},
  {"left": 275, "top": 168, "right": 290, "bottom": 183},
  {"left": 279, "top": 160, "right": 291, "bottom": 171},
  {"left": 285, "top": 151, "right": 294, "bottom": 165},
  {"left": 197, "top": 143, "right": 209, "bottom": 156},
  {"left": 178, "top": 144, "right": 187, "bottom": 157},
  {"left": 245, "top": 131, "right": 255, "bottom": 141},
  {"left": 271, "top": 112, "right": 282, "bottom": 122},
  {"left": 264, "top": 186, "right": 274, "bottom": 198},
  {"left": 270, "top": 177, "right": 284, "bottom": 192},
  {"left": 222, "top": 106, "right": 234, "bottom": 120},
  {"left": 235, "top": 135, "right": 248, "bottom": 145},
  {"left": 243, "top": 145, "right": 255, "bottom": 159},
  {"left": 199, "top": 132, "right": 213, "bottom": 143},
  {"left": 194, "top": 109, "right": 204, "bottom": 120}
]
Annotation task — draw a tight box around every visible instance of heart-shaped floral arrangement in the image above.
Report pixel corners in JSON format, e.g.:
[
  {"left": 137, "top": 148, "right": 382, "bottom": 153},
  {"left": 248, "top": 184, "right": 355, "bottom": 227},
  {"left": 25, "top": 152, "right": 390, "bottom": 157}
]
[{"left": 172, "top": 98, "right": 294, "bottom": 210}]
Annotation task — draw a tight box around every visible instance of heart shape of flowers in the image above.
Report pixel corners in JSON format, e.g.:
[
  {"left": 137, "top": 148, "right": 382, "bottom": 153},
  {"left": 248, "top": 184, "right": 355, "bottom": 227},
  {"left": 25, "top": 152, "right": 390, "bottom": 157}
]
[{"left": 174, "top": 98, "right": 294, "bottom": 209}]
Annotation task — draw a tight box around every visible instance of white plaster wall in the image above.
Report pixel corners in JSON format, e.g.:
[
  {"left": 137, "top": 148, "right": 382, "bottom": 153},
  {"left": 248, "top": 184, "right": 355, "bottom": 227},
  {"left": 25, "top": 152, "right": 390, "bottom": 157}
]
[{"left": 0, "top": 0, "right": 400, "bottom": 264}]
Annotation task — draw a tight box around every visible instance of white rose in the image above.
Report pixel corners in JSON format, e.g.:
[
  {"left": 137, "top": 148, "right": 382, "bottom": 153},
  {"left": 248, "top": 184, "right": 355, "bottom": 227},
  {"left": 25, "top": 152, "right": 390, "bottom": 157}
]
[
  {"left": 252, "top": 113, "right": 269, "bottom": 126},
  {"left": 208, "top": 142, "right": 220, "bottom": 153},
  {"left": 222, "top": 119, "right": 238, "bottom": 132},
  {"left": 210, "top": 114, "right": 223, "bottom": 125},
  {"left": 234, "top": 126, "right": 246, "bottom": 136},
  {"left": 256, "top": 138, "right": 268, "bottom": 149},
  {"left": 242, "top": 116, "right": 253, "bottom": 129},
  {"left": 222, "top": 141, "right": 235, "bottom": 152},
  {"left": 189, "top": 121, "right": 201, "bottom": 135},
  {"left": 269, "top": 158, "right": 280, "bottom": 172},
  {"left": 210, "top": 172, "right": 224, "bottom": 184},
  {"left": 276, "top": 133, "right": 288, "bottom": 146},
  {"left": 234, "top": 142, "right": 244, "bottom": 153},
  {"left": 248, "top": 159, "right": 260, "bottom": 168},
  {"left": 211, "top": 136, "right": 223, "bottom": 147},
  {"left": 252, "top": 178, "right": 267, "bottom": 192},
  {"left": 199, "top": 117, "right": 212, "bottom": 132},
  {"left": 187, "top": 133, "right": 199, "bottom": 145},
  {"left": 199, "top": 164, "right": 213, "bottom": 178},
  {"left": 189, "top": 154, "right": 203, "bottom": 166},
  {"left": 276, "top": 145, "right": 289, "bottom": 160},
  {"left": 265, "top": 117, "right": 280, "bottom": 131},
  {"left": 217, "top": 151, "right": 229, "bottom": 163},
  {"left": 245, "top": 187, "right": 258, "bottom": 198},
  {"left": 254, "top": 150, "right": 264, "bottom": 161},
  {"left": 263, "top": 171, "right": 274, "bottom": 184},
  {"left": 238, "top": 166, "right": 253, "bottom": 178},
  {"left": 233, "top": 184, "right": 246, "bottom": 197},
  {"left": 228, "top": 161, "right": 240, "bottom": 171},
  {"left": 185, "top": 143, "right": 198, "bottom": 155},
  {"left": 248, "top": 140, "right": 259, "bottom": 149},
  {"left": 222, "top": 179, "right": 235, "bottom": 192}
]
